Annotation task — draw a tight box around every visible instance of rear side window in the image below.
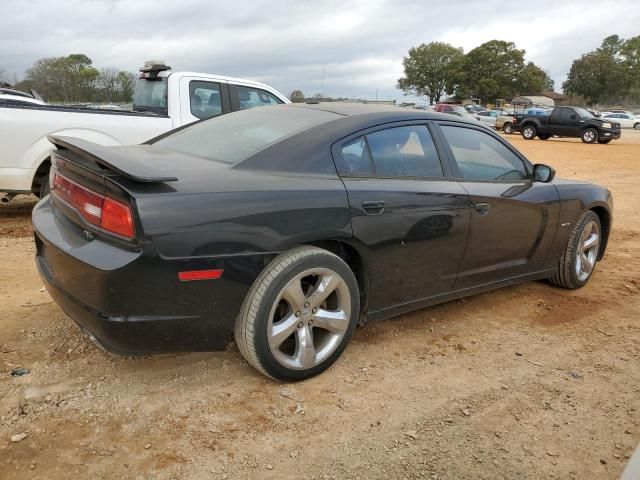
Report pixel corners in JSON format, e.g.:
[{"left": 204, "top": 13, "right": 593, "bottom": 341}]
[
  {"left": 440, "top": 126, "right": 528, "bottom": 181},
  {"left": 337, "top": 137, "right": 373, "bottom": 174},
  {"left": 190, "top": 81, "right": 222, "bottom": 120},
  {"left": 366, "top": 126, "right": 443, "bottom": 177},
  {"left": 154, "top": 106, "right": 340, "bottom": 164},
  {"left": 237, "top": 86, "right": 283, "bottom": 110}
]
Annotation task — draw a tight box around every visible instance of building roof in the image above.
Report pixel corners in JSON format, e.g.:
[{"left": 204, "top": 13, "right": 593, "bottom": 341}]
[
  {"left": 511, "top": 95, "right": 555, "bottom": 108},
  {"left": 541, "top": 91, "right": 567, "bottom": 100}
]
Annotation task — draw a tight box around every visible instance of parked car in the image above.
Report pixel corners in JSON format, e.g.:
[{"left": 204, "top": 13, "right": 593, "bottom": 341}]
[
  {"left": 464, "top": 104, "right": 485, "bottom": 114},
  {"left": 601, "top": 113, "right": 640, "bottom": 129},
  {"left": 0, "top": 61, "right": 289, "bottom": 198},
  {"left": 513, "top": 106, "right": 621, "bottom": 144},
  {"left": 474, "top": 110, "right": 500, "bottom": 127},
  {"left": 34, "top": 103, "right": 613, "bottom": 381},
  {"left": 495, "top": 111, "right": 516, "bottom": 134},
  {"left": 434, "top": 104, "right": 492, "bottom": 129},
  {"left": 524, "top": 107, "right": 551, "bottom": 116}
]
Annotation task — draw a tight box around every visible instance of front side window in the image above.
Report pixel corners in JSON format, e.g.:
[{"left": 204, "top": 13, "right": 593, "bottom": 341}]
[
  {"left": 440, "top": 125, "right": 528, "bottom": 181},
  {"left": 237, "top": 86, "right": 284, "bottom": 110},
  {"left": 189, "top": 81, "right": 222, "bottom": 120},
  {"left": 365, "top": 125, "right": 443, "bottom": 177}
]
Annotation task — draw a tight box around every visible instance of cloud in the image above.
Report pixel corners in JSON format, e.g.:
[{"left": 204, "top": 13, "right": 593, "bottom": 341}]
[{"left": 1, "top": 0, "right": 639, "bottom": 100}]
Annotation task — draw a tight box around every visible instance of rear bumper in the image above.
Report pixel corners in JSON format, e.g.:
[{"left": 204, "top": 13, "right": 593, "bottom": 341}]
[{"left": 33, "top": 197, "right": 263, "bottom": 355}]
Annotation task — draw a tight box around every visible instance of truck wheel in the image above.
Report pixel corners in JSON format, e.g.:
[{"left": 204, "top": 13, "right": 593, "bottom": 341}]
[
  {"left": 234, "top": 245, "right": 360, "bottom": 381},
  {"left": 549, "top": 211, "right": 601, "bottom": 289},
  {"left": 503, "top": 123, "right": 513, "bottom": 134},
  {"left": 581, "top": 128, "right": 598, "bottom": 144},
  {"left": 521, "top": 125, "right": 536, "bottom": 140},
  {"left": 538, "top": 134, "right": 550, "bottom": 140},
  {"left": 597, "top": 139, "right": 612, "bottom": 144}
]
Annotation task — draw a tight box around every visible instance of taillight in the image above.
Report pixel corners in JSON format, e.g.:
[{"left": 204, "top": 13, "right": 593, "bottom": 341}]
[
  {"left": 101, "top": 197, "right": 134, "bottom": 238},
  {"left": 51, "top": 172, "right": 135, "bottom": 239}
]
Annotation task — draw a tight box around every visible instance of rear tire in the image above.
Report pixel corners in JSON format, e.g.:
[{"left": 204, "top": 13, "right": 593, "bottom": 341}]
[
  {"left": 521, "top": 125, "right": 536, "bottom": 140},
  {"left": 503, "top": 123, "right": 513, "bottom": 134},
  {"left": 234, "top": 245, "right": 360, "bottom": 381},
  {"left": 634, "top": 122, "right": 640, "bottom": 130},
  {"left": 549, "top": 211, "right": 601, "bottom": 289},
  {"left": 581, "top": 128, "right": 598, "bottom": 144}
]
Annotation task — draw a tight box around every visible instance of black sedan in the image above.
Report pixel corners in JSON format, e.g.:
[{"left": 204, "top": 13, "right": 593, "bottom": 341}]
[{"left": 33, "top": 103, "right": 613, "bottom": 381}]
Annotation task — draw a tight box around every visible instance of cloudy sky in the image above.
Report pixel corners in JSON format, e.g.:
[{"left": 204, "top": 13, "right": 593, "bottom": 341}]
[{"left": 1, "top": 0, "right": 639, "bottom": 101}]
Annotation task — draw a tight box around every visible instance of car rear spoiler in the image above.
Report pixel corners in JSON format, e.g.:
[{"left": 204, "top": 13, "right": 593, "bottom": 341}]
[{"left": 48, "top": 135, "right": 178, "bottom": 183}]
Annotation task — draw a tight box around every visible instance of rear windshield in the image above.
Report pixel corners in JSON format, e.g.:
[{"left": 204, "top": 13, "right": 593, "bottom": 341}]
[
  {"left": 153, "top": 106, "right": 340, "bottom": 164},
  {"left": 133, "top": 77, "right": 168, "bottom": 115}
]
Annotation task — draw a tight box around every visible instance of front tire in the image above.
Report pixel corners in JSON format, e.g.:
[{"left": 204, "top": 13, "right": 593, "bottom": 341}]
[
  {"left": 538, "top": 134, "right": 551, "bottom": 140},
  {"left": 581, "top": 128, "right": 598, "bottom": 144},
  {"left": 549, "top": 211, "right": 601, "bottom": 289},
  {"left": 521, "top": 125, "right": 537, "bottom": 140},
  {"left": 597, "top": 139, "right": 612, "bottom": 144},
  {"left": 234, "top": 245, "right": 360, "bottom": 381}
]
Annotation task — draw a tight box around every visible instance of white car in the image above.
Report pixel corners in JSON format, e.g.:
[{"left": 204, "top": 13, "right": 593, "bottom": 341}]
[
  {"left": 0, "top": 62, "right": 290, "bottom": 198},
  {"left": 601, "top": 113, "right": 640, "bottom": 129}
]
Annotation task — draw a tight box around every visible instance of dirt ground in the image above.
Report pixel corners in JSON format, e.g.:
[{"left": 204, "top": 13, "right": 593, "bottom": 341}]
[{"left": 1, "top": 131, "right": 639, "bottom": 480}]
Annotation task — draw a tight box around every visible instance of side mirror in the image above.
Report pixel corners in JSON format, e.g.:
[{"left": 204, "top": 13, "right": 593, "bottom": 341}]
[{"left": 533, "top": 164, "right": 556, "bottom": 183}]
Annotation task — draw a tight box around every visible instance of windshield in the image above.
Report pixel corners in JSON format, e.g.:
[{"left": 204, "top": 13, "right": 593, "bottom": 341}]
[
  {"left": 154, "top": 106, "right": 340, "bottom": 164},
  {"left": 133, "top": 77, "right": 168, "bottom": 115},
  {"left": 573, "top": 107, "right": 594, "bottom": 119}
]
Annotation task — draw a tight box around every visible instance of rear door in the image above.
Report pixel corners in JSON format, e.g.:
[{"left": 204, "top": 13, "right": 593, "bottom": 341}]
[
  {"left": 333, "top": 122, "right": 470, "bottom": 310},
  {"left": 435, "top": 122, "right": 559, "bottom": 289},
  {"left": 229, "top": 85, "right": 285, "bottom": 111}
]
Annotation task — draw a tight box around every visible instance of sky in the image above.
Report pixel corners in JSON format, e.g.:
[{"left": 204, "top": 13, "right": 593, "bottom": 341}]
[{"left": 1, "top": 0, "right": 639, "bottom": 102}]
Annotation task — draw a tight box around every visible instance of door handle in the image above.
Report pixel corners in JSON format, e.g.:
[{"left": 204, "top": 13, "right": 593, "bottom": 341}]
[
  {"left": 362, "top": 200, "right": 385, "bottom": 215},
  {"left": 474, "top": 202, "right": 491, "bottom": 216}
]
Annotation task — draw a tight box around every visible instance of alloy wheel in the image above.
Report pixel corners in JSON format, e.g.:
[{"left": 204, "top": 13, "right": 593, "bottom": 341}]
[
  {"left": 583, "top": 130, "right": 596, "bottom": 142},
  {"left": 523, "top": 126, "right": 535, "bottom": 139},
  {"left": 268, "top": 268, "right": 351, "bottom": 370},
  {"left": 575, "top": 220, "right": 600, "bottom": 282}
]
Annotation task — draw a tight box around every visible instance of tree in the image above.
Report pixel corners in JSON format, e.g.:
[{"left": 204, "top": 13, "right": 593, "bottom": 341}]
[
  {"left": 98, "top": 67, "right": 120, "bottom": 101},
  {"left": 115, "top": 71, "right": 136, "bottom": 102},
  {"left": 453, "top": 40, "right": 548, "bottom": 103},
  {"left": 563, "top": 36, "right": 629, "bottom": 104},
  {"left": 520, "top": 62, "right": 554, "bottom": 94},
  {"left": 289, "top": 89, "right": 305, "bottom": 102},
  {"left": 397, "top": 42, "right": 463, "bottom": 104}
]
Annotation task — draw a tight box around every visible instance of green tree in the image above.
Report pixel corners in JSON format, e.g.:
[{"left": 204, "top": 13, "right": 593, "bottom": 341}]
[
  {"left": 563, "top": 36, "right": 629, "bottom": 104},
  {"left": 520, "top": 62, "right": 554, "bottom": 94},
  {"left": 397, "top": 42, "right": 464, "bottom": 104},
  {"left": 115, "top": 71, "right": 137, "bottom": 102},
  {"left": 454, "top": 40, "right": 548, "bottom": 103},
  {"left": 289, "top": 89, "right": 305, "bottom": 102}
]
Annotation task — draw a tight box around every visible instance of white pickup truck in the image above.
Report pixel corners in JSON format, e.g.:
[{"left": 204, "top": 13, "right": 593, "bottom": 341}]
[{"left": 0, "top": 62, "right": 290, "bottom": 200}]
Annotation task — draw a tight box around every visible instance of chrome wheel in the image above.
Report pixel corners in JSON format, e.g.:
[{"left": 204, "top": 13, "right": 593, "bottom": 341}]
[
  {"left": 575, "top": 220, "right": 600, "bottom": 282},
  {"left": 268, "top": 268, "right": 351, "bottom": 370},
  {"left": 583, "top": 129, "right": 596, "bottom": 142},
  {"left": 522, "top": 126, "right": 535, "bottom": 139}
]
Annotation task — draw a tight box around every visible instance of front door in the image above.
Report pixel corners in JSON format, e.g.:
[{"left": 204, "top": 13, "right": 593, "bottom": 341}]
[
  {"left": 435, "top": 123, "right": 559, "bottom": 289},
  {"left": 333, "top": 123, "right": 470, "bottom": 311}
]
